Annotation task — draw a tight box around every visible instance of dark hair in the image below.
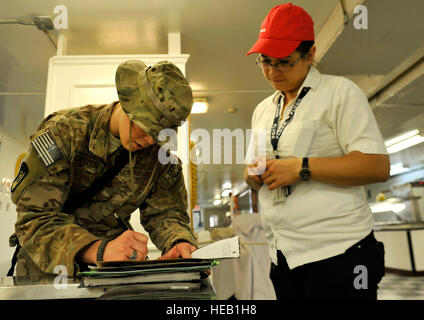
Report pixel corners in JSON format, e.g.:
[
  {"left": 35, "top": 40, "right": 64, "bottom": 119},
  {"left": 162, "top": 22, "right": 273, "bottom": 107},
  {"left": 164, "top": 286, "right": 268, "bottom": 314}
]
[{"left": 295, "top": 41, "right": 314, "bottom": 57}]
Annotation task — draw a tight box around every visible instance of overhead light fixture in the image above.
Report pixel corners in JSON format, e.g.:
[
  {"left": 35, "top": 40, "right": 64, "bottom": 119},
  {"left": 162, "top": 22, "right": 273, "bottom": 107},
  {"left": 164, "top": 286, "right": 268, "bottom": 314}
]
[
  {"left": 221, "top": 189, "right": 232, "bottom": 197},
  {"left": 191, "top": 98, "right": 208, "bottom": 114},
  {"left": 222, "top": 182, "right": 232, "bottom": 189},
  {"left": 385, "top": 129, "right": 424, "bottom": 154},
  {"left": 213, "top": 199, "right": 222, "bottom": 206},
  {"left": 390, "top": 162, "right": 410, "bottom": 176}
]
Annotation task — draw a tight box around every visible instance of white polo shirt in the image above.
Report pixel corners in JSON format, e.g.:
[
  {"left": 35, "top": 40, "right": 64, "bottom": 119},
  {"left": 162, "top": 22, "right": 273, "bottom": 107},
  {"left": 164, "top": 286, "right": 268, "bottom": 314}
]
[{"left": 247, "top": 66, "right": 387, "bottom": 269}]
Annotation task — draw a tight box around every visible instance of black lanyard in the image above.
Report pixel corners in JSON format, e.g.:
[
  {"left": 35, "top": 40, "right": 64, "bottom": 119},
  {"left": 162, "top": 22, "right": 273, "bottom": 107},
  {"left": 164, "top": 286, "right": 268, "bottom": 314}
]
[{"left": 270, "top": 87, "right": 311, "bottom": 159}]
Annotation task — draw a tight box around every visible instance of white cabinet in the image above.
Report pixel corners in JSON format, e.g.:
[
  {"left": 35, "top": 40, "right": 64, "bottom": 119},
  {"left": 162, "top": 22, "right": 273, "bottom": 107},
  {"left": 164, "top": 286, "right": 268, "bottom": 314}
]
[{"left": 374, "top": 227, "right": 424, "bottom": 274}]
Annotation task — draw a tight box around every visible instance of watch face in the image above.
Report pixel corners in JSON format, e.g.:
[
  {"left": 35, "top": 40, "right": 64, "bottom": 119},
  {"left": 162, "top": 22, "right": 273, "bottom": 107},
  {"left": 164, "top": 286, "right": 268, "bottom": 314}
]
[{"left": 300, "top": 168, "right": 310, "bottom": 181}]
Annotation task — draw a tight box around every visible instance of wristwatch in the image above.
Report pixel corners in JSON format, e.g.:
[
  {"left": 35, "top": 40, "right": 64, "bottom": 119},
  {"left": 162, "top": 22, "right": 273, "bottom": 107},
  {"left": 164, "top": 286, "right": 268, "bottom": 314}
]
[{"left": 299, "top": 157, "right": 311, "bottom": 181}]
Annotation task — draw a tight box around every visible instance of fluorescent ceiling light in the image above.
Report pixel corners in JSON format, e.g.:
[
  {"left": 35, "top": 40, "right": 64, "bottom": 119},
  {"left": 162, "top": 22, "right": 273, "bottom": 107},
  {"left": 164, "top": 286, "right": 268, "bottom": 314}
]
[
  {"left": 385, "top": 129, "right": 418, "bottom": 146},
  {"left": 390, "top": 162, "right": 410, "bottom": 176},
  {"left": 213, "top": 199, "right": 222, "bottom": 206},
  {"left": 221, "top": 189, "right": 232, "bottom": 197},
  {"left": 222, "top": 182, "right": 232, "bottom": 189},
  {"left": 191, "top": 98, "right": 208, "bottom": 114},
  {"left": 385, "top": 129, "right": 424, "bottom": 154}
]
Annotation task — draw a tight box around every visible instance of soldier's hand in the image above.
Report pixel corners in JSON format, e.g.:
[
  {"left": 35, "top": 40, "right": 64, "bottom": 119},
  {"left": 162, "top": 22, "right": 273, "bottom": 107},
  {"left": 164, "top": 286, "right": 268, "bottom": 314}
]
[
  {"left": 104, "top": 230, "right": 149, "bottom": 261},
  {"left": 158, "top": 242, "right": 197, "bottom": 260}
]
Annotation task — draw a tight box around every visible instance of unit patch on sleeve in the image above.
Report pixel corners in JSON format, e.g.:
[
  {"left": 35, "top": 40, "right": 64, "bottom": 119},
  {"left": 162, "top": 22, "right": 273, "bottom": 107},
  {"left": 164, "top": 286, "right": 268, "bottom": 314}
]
[
  {"left": 11, "top": 162, "right": 28, "bottom": 193},
  {"left": 30, "top": 131, "right": 64, "bottom": 167}
]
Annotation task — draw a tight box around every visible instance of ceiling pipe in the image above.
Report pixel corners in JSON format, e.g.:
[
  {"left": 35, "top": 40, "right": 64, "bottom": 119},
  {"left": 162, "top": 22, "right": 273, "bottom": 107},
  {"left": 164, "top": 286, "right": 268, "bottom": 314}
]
[
  {"left": 0, "top": 16, "right": 57, "bottom": 49},
  {"left": 369, "top": 56, "right": 424, "bottom": 109},
  {"left": 340, "top": 0, "right": 350, "bottom": 26},
  {"left": 314, "top": 0, "right": 365, "bottom": 63}
]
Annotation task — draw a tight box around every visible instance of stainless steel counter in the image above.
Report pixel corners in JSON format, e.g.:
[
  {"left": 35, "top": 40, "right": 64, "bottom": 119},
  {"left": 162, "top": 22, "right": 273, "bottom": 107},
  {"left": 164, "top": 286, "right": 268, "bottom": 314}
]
[
  {"left": 373, "top": 222, "right": 424, "bottom": 231},
  {"left": 0, "top": 276, "right": 216, "bottom": 300},
  {"left": 0, "top": 276, "right": 105, "bottom": 300}
]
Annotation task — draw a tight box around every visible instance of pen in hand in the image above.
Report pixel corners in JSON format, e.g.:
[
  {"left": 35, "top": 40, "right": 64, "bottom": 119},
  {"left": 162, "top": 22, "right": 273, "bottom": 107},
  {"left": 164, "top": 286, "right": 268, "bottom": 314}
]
[{"left": 114, "top": 213, "right": 149, "bottom": 260}]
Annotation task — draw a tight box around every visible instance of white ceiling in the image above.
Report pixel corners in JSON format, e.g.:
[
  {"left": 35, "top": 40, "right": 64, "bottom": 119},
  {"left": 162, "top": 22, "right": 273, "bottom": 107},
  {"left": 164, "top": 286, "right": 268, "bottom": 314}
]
[{"left": 1, "top": 0, "right": 424, "bottom": 207}]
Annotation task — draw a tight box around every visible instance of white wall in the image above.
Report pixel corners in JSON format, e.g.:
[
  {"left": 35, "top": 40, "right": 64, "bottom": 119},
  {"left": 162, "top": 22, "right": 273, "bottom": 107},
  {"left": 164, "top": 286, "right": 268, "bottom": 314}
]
[{"left": 0, "top": 131, "right": 27, "bottom": 276}]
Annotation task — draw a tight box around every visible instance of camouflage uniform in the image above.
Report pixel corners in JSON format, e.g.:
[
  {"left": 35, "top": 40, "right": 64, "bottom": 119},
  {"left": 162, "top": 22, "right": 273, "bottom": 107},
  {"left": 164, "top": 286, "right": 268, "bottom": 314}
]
[{"left": 9, "top": 61, "right": 197, "bottom": 278}]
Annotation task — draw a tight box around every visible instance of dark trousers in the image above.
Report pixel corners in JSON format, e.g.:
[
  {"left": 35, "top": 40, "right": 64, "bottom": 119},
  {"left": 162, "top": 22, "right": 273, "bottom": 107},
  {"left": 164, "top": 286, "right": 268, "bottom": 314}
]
[{"left": 270, "top": 232, "right": 385, "bottom": 300}]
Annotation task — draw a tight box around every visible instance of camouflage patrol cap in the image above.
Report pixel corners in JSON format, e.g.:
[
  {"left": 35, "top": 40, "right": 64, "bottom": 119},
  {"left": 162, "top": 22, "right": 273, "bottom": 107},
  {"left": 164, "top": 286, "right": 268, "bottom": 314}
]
[{"left": 115, "top": 60, "right": 193, "bottom": 143}]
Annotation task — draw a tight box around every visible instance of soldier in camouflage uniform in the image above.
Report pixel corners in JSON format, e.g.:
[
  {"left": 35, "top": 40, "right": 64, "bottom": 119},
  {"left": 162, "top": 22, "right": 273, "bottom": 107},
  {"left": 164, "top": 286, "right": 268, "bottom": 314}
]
[{"left": 9, "top": 60, "right": 197, "bottom": 278}]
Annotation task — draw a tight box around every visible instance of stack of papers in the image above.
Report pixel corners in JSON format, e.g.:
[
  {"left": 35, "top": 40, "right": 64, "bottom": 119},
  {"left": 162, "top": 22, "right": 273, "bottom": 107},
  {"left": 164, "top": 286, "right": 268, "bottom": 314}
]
[
  {"left": 78, "top": 259, "right": 217, "bottom": 287},
  {"left": 77, "top": 236, "right": 240, "bottom": 299},
  {"left": 96, "top": 279, "right": 217, "bottom": 300},
  {"left": 191, "top": 236, "right": 240, "bottom": 259}
]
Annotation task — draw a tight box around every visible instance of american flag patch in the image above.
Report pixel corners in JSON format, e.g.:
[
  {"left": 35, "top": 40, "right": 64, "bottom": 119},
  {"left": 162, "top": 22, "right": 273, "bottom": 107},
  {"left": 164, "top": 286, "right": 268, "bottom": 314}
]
[{"left": 31, "top": 132, "right": 64, "bottom": 167}]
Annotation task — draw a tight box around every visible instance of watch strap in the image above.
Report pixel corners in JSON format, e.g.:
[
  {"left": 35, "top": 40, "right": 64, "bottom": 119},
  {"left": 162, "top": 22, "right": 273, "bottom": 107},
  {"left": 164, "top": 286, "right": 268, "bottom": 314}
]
[
  {"left": 300, "top": 157, "right": 311, "bottom": 181},
  {"left": 96, "top": 238, "right": 111, "bottom": 262},
  {"left": 302, "top": 157, "right": 309, "bottom": 169}
]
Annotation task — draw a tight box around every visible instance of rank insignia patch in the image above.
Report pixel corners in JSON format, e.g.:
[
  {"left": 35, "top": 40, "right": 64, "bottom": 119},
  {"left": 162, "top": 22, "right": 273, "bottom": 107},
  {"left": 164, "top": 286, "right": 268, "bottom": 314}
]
[
  {"left": 31, "top": 132, "right": 64, "bottom": 167},
  {"left": 164, "top": 163, "right": 181, "bottom": 186}
]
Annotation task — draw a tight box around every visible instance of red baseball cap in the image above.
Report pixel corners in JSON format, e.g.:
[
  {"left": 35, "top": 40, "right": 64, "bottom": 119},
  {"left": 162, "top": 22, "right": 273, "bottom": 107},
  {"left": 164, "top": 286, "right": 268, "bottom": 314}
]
[{"left": 247, "top": 3, "right": 314, "bottom": 58}]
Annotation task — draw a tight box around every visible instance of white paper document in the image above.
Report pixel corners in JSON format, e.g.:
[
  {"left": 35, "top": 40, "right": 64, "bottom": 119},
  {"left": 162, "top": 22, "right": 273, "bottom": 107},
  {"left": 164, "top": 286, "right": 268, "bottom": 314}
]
[{"left": 191, "top": 236, "right": 240, "bottom": 259}]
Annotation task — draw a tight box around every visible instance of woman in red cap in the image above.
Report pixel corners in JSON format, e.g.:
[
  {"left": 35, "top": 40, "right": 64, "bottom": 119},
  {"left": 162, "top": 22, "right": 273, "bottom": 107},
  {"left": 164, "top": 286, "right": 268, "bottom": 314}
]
[{"left": 244, "top": 3, "right": 389, "bottom": 300}]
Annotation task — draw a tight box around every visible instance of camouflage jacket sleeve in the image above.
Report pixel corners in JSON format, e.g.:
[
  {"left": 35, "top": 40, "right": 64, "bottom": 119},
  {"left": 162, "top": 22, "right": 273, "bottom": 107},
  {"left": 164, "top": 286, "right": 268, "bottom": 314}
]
[
  {"left": 11, "top": 114, "right": 100, "bottom": 276},
  {"left": 139, "top": 160, "right": 197, "bottom": 254}
]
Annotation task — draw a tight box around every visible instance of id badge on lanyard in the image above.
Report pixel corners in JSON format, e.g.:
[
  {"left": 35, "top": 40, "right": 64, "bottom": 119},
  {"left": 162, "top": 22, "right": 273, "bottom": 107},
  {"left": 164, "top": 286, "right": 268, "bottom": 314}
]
[
  {"left": 271, "top": 87, "right": 310, "bottom": 205},
  {"left": 273, "top": 185, "right": 291, "bottom": 205}
]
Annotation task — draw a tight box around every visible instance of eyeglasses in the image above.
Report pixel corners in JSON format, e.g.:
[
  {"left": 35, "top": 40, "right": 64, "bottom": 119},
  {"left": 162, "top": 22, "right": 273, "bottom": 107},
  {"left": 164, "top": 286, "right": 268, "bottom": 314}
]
[{"left": 256, "top": 55, "right": 302, "bottom": 71}]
